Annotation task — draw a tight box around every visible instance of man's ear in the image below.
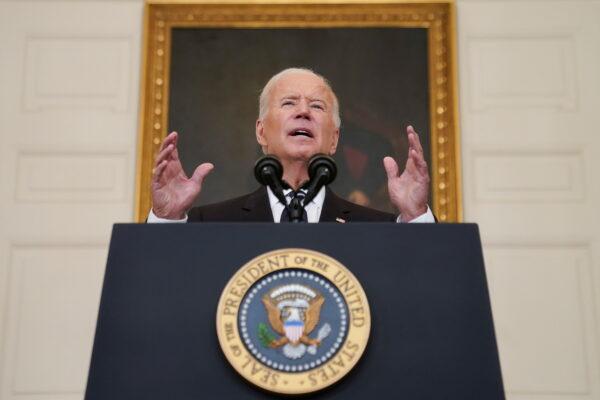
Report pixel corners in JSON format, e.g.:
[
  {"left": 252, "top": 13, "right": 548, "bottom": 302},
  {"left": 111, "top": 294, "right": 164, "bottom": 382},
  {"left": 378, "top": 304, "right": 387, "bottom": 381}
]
[
  {"left": 256, "top": 119, "right": 267, "bottom": 147},
  {"left": 256, "top": 119, "right": 268, "bottom": 150},
  {"left": 328, "top": 128, "right": 340, "bottom": 155}
]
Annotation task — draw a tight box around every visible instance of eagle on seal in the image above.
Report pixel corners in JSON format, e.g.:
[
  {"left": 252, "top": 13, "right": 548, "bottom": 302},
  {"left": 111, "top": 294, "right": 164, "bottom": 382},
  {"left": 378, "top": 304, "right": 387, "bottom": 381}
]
[{"left": 261, "top": 284, "right": 326, "bottom": 354}]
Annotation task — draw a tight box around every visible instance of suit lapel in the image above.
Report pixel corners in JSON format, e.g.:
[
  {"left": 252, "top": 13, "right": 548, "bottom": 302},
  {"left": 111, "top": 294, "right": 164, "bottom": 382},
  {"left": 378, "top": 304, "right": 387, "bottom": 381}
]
[
  {"left": 241, "top": 186, "right": 274, "bottom": 222},
  {"left": 320, "top": 188, "right": 351, "bottom": 222},
  {"left": 239, "top": 187, "right": 352, "bottom": 222}
]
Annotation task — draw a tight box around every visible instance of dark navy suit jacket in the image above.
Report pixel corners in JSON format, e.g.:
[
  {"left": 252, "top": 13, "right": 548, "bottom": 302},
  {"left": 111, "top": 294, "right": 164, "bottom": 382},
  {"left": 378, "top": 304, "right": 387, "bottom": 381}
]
[{"left": 187, "top": 187, "right": 396, "bottom": 222}]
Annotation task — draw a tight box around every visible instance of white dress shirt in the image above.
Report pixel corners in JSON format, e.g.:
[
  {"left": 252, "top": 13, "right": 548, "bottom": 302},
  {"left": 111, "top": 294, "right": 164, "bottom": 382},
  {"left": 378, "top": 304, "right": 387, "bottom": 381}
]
[
  {"left": 269, "top": 186, "right": 325, "bottom": 223},
  {"left": 147, "top": 186, "right": 435, "bottom": 223}
]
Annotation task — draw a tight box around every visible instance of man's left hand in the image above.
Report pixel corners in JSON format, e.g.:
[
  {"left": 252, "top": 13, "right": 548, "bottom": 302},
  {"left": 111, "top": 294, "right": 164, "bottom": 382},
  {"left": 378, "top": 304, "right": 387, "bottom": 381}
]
[{"left": 383, "top": 125, "right": 430, "bottom": 222}]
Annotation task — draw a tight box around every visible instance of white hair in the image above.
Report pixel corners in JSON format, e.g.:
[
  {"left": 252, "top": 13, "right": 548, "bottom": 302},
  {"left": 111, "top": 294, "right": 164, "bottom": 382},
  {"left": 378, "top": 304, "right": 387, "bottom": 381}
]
[{"left": 258, "top": 67, "right": 341, "bottom": 128}]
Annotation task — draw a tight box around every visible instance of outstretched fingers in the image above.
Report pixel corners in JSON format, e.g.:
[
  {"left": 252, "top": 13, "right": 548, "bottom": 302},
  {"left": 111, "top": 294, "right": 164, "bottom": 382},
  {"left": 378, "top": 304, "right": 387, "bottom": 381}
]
[
  {"left": 383, "top": 156, "right": 399, "bottom": 179},
  {"left": 191, "top": 163, "right": 214, "bottom": 186},
  {"left": 159, "top": 131, "right": 178, "bottom": 152},
  {"left": 406, "top": 126, "right": 428, "bottom": 178},
  {"left": 152, "top": 159, "right": 168, "bottom": 183},
  {"left": 407, "top": 126, "right": 424, "bottom": 155},
  {"left": 154, "top": 143, "right": 176, "bottom": 168},
  {"left": 152, "top": 131, "right": 183, "bottom": 183}
]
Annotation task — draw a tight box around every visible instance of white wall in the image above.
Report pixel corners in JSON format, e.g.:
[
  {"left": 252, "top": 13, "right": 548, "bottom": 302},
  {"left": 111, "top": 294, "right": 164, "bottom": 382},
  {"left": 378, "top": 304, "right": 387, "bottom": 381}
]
[
  {"left": 0, "top": 1, "right": 598, "bottom": 399},
  {"left": 458, "top": 1, "right": 600, "bottom": 398},
  {"left": 0, "top": 1, "right": 143, "bottom": 399}
]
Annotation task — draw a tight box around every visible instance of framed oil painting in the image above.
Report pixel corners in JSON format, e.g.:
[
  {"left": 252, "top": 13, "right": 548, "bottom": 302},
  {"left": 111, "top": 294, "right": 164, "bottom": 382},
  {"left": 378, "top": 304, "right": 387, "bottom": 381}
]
[{"left": 135, "top": 0, "right": 462, "bottom": 221}]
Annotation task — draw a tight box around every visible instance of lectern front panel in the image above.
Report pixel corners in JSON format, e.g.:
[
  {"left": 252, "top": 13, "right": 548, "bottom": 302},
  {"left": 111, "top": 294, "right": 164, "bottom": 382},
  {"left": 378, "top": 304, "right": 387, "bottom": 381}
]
[{"left": 86, "top": 223, "right": 504, "bottom": 399}]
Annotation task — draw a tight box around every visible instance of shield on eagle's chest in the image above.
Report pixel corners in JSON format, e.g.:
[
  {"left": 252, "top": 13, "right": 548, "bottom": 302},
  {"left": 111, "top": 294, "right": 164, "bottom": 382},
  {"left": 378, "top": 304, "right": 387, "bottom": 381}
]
[{"left": 284, "top": 320, "right": 304, "bottom": 343}]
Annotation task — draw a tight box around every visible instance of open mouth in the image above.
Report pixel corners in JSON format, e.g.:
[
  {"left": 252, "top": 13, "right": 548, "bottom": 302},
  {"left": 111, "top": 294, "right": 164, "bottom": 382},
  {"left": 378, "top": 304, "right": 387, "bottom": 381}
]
[{"left": 289, "top": 129, "right": 314, "bottom": 138}]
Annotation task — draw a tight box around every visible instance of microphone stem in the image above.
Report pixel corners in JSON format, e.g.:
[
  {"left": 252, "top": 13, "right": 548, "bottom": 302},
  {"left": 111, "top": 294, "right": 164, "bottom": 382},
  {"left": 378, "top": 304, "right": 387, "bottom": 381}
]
[
  {"left": 263, "top": 168, "right": 287, "bottom": 205},
  {"left": 303, "top": 169, "right": 329, "bottom": 205}
]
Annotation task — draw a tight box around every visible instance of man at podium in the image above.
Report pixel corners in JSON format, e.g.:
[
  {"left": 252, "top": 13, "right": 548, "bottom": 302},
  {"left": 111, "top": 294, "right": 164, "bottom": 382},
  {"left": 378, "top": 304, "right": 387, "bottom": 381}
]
[{"left": 146, "top": 68, "right": 435, "bottom": 224}]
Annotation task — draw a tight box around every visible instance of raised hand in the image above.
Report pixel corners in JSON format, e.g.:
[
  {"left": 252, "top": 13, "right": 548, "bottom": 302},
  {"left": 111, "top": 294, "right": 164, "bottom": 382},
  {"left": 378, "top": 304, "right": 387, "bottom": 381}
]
[
  {"left": 383, "top": 126, "right": 430, "bottom": 222},
  {"left": 151, "top": 131, "right": 214, "bottom": 219}
]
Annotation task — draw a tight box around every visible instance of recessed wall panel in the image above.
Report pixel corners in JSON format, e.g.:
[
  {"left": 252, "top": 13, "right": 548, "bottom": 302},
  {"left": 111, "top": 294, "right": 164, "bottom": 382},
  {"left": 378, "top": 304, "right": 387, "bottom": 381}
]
[
  {"left": 15, "top": 152, "right": 128, "bottom": 203},
  {"left": 7, "top": 244, "right": 106, "bottom": 394},
  {"left": 473, "top": 151, "right": 584, "bottom": 202},
  {"left": 23, "top": 37, "right": 131, "bottom": 112},
  {"left": 485, "top": 245, "right": 593, "bottom": 395},
  {"left": 468, "top": 37, "right": 577, "bottom": 111}
]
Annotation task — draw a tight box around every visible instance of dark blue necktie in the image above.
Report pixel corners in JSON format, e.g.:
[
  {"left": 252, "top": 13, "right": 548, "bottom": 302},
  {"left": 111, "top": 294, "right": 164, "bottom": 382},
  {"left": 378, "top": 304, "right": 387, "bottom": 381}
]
[{"left": 280, "top": 190, "right": 307, "bottom": 222}]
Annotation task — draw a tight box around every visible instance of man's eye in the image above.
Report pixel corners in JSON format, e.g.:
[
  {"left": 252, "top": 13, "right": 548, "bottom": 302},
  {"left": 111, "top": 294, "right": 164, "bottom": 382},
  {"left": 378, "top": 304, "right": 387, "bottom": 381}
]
[
  {"left": 282, "top": 101, "right": 294, "bottom": 106},
  {"left": 311, "top": 104, "right": 324, "bottom": 110}
]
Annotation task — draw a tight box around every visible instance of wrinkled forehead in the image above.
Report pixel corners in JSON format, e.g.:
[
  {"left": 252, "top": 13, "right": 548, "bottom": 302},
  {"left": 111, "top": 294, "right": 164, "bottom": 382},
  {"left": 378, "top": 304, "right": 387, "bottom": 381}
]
[{"left": 270, "top": 72, "right": 334, "bottom": 103}]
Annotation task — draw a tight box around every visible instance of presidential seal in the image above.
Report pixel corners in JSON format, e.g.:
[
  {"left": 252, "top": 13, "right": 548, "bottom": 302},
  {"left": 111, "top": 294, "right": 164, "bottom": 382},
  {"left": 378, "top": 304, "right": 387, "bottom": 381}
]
[{"left": 216, "top": 249, "right": 370, "bottom": 395}]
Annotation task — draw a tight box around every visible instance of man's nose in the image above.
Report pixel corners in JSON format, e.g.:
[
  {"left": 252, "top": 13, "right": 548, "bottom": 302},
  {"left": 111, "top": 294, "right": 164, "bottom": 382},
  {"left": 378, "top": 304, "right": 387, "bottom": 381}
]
[{"left": 294, "top": 101, "right": 311, "bottom": 120}]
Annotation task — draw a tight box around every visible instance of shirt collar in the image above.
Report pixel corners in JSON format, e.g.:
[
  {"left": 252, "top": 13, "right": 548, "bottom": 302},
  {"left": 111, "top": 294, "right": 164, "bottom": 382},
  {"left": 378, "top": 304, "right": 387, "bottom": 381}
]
[{"left": 266, "top": 186, "right": 326, "bottom": 208}]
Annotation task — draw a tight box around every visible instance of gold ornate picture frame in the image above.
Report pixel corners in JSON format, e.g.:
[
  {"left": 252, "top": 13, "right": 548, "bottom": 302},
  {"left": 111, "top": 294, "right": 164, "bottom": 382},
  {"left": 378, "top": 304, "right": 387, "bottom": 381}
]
[{"left": 135, "top": 0, "right": 461, "bottom": 222}]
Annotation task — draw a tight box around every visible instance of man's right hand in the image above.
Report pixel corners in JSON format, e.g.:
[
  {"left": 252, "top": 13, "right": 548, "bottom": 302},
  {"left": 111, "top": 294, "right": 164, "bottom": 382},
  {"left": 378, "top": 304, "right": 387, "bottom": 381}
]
[{"left": 151, "top": 131, "right": 214, "bottom": 219}]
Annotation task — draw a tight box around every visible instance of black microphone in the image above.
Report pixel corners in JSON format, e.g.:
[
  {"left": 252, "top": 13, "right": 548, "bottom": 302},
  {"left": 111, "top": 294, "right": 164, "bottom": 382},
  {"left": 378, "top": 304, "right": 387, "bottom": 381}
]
[
  {"left": 304, "top": 154, "right": 337, "bottom": 205},
  {"left": 254, "top": 155, "right": 287, "bottom": 205}
]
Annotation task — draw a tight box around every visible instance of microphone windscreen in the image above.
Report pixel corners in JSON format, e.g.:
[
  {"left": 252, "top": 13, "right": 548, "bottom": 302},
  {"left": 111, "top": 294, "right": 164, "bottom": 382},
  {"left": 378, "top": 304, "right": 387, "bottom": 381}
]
[
  {"left": 308, "top": 154, "right": 337, "bottom": 184},
  {"left": 254, "top": 155, "right": 283, "bottom": 185}
]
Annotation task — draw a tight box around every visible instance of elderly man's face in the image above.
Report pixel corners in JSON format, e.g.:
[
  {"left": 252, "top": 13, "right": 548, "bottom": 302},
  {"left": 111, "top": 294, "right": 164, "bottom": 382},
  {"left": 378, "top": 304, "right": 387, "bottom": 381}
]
[{"left": 256, "top": 72, "right": 339, "bottom": 163}]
